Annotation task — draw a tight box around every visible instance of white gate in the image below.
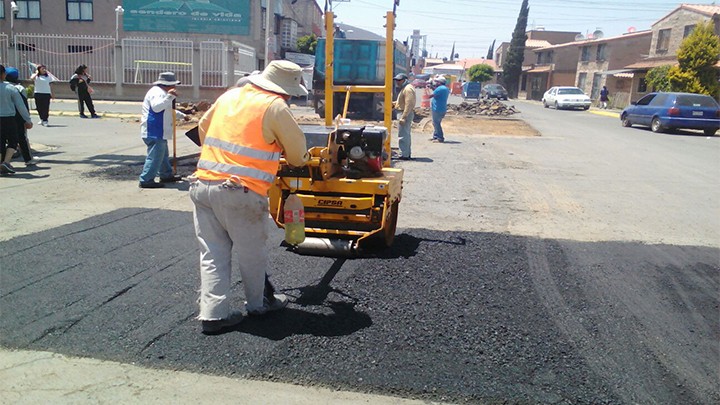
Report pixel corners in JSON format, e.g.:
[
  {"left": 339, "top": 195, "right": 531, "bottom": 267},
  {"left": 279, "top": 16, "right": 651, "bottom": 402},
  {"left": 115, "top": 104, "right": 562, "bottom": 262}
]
[
  {"left": 14, "top": 33, "right": 115, "bottom": 81},
  {"left": 0, "top": 34, "right": 8, "bottom": 65},
  {"left": 199, "top": 41, "right": 228, "bottom": 88}
]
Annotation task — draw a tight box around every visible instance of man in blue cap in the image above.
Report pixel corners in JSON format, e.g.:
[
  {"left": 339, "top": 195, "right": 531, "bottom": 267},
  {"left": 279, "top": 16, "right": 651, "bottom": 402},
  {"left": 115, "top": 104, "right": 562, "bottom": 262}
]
[
  {"left": 0, "top": 65, "right": 33, "bottom": 174},
  {"left": 5, "top": 67, "right": 39, "bottom": 167}
]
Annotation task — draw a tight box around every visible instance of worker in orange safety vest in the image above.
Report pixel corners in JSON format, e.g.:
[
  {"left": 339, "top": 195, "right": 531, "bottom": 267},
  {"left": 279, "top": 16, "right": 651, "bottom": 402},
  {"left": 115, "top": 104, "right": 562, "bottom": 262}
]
[{"left": 190, "top": 60, "right": 309, "bottom": 335}]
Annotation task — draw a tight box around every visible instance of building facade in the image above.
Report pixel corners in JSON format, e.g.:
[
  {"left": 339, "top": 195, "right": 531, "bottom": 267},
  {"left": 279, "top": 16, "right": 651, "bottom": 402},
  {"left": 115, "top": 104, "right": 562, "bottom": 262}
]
[
  {"left": 0, "top": 0, "right": 323, "bottom": 99},
  {"left": 621, "top": 4, "right": 720, "bottom": 104},
  {"left": 527, "top": 30, "right": 652, "bottom": 105}
]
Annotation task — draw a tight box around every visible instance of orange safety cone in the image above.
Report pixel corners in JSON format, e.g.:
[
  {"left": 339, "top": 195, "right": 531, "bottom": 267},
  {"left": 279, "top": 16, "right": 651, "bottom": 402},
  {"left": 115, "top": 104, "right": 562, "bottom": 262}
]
[{"left": 421, "top": 89, "right": 431, "bottom": 108}]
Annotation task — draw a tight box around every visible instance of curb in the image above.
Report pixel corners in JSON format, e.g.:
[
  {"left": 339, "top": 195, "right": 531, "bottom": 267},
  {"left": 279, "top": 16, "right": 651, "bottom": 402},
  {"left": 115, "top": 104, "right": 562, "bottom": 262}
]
[
  {"left": 36, "top": 110, "right": 141, "bottom": 120},
  {"left": 588, "top": 109, "right": 620, "bottom": 118}
]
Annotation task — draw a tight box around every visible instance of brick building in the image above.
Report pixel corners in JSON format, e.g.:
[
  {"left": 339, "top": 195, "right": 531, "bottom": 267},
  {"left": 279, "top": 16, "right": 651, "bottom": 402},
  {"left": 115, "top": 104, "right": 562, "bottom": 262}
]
[{"left": 620, "top": 4, "right": 720, "bottom": 103}]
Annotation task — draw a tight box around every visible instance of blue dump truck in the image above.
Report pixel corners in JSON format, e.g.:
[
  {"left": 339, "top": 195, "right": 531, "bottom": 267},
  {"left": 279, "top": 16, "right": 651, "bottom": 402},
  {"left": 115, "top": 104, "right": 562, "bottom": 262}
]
[{"left": 312, "top": 38, "right": 409, "bottom": 120}]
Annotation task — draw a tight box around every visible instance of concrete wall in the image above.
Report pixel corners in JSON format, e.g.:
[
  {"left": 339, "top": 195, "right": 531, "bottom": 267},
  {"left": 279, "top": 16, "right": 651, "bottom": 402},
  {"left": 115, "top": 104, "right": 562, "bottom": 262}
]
[{"left": 0, "top": 0, "right": 322, "bottom": 66}]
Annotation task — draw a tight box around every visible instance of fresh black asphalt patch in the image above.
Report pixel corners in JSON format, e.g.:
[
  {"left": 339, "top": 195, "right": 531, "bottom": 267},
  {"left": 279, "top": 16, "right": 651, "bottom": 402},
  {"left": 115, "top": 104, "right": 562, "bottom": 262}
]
[{"left": 1, "top": 208, "right": 718, "bottom": 404}]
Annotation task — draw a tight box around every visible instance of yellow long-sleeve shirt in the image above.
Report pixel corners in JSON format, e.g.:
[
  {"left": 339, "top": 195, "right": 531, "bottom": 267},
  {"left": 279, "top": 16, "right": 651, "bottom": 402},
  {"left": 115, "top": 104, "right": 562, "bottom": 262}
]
[{"left": 394, "top": 83, "right": 417, "bottom": 121}]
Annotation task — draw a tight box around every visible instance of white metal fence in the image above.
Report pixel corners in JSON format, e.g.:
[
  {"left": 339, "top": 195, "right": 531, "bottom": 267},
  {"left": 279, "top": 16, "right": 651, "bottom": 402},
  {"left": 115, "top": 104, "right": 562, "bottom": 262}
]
[
  {"left": 122, "top": 38, "right": 194, "bottom": 86},
  {"left": 0, "top": 33, "right": 252, "bottom": 89},
  {"left": 14, "top": 33, "right": 115, "bottom": 82},
  {"left": 199, "top": 41, "right": 228, "bottom": 88},
  {"left": 0, "top": 34, "right": 8, "bottom": 65}
]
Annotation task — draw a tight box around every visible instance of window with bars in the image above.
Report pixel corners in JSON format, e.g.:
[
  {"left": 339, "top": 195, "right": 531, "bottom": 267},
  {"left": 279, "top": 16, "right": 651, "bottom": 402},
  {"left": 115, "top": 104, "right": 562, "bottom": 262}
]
[
  {"left": 16, "top": 1, "right": 41, "bottom": 19},
  {"left": 580, "top": 46, "right": 591, "bottom": 62},
  {"left": 577, "top": 72, "right": 587, "bottom": 89},
  {"left": 280, "top": 18, "right": 298, "bottom": 50},
  {"left": 656, "top": 29, "right": 671, "bottom": 52},
  {"left": 67, "top": 0, "right": 92, "bottom": 21},
  {"left": 683, "top": 25, "right": 696, "bottom": 38},
  {"left": 596, "top": 44, "right": 606, "bottom": 61}
]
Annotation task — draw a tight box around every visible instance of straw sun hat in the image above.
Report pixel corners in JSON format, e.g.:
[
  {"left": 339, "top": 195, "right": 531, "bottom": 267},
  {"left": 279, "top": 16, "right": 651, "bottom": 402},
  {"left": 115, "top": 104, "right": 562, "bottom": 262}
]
[{"left": 249, "top": 60, "right": 308, "bottom": 97}]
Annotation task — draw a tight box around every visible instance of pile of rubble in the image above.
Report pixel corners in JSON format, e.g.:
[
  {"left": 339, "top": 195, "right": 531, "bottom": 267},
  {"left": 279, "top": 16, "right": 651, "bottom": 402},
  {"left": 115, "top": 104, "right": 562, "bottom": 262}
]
[
  {"left": 414, "top": 98, "right": 518, "bottom": 120},
  {"left": 176, "top": 101, "right": 212, "bottom": 116},
  {"left": 447, "top": 99, "right": 519, "bottom": 116}
]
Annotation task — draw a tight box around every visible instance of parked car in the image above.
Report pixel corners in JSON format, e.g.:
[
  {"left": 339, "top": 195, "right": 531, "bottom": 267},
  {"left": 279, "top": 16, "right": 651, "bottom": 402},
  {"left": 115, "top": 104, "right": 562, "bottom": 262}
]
[
  {"left": 620, "top": 92, "right": 720, "bottom": 135},
  {"left": 481, "top": 84, "right": 508, "bottom": 100},
  {"left": 462, "top": 82, "right": 481, "bottom": 99},
  {"left": 542, "top": 86, "right": 591, "bottom": 110}
]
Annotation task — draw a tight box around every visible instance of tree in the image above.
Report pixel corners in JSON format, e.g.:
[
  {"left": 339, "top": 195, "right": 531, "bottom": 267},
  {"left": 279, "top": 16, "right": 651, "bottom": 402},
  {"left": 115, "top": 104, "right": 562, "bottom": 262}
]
[
  {"left": 297, "top": 34, "right": 318, "bottom": 55},
  {"left": 666, "top": 21, "right": 720, "bottom": 98},
  {"left": 467, "top": 64, "right": 494, "bottom": 83},
  {"left": 501, "top": 0, "right": 529, "bottom": 98},
  {"left": 645, "top": 65, "right": 673, "bottom": 92}
]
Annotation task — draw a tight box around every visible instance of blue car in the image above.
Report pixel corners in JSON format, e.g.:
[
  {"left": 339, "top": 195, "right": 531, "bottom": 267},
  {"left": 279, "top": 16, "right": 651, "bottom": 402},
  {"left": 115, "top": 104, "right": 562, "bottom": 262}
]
[{"left": 620, "top": 92, "right": 720, "bottom": 136}]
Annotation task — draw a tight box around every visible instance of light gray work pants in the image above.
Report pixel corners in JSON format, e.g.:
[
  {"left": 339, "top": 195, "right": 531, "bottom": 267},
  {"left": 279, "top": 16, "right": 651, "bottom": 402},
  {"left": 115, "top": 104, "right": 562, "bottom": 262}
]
[
  {"left": 398, "top": 111, "right": 414, "bottom": 158},
  {"left": 190, "top": 179, "right": 270, "bottom": 320}
]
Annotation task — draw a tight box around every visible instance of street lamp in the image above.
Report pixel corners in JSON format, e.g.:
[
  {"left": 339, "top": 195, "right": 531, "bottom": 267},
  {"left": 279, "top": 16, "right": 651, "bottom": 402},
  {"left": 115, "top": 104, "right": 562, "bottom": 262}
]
[
  {"left": 10, "top": 1, "right": 19, "bottom": 44},
  {"left": 115, "top": 5, "right": 125, "bottom": 43},
  {"left": 10, "top": 1, "right": 19, "bottom": 65}
]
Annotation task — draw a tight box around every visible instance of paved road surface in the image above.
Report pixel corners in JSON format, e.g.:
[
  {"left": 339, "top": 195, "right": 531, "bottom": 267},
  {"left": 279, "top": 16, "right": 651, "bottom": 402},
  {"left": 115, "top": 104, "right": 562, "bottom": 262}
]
[{"left": 1, "top": 101, "right": 718, "bottom": 404}]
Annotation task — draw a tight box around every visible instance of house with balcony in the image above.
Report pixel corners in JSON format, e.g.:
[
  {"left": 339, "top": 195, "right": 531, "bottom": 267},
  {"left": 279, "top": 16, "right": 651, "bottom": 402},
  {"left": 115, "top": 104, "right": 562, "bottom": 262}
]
[
  {"left": 618, "top": 4, "right": 720, "bottom": 104},
  {"left": 526, "top": 30, "right": 652, "bottom": 104},
  {"left": 495, "top": 29, "right": 580, "bottom": 99}
]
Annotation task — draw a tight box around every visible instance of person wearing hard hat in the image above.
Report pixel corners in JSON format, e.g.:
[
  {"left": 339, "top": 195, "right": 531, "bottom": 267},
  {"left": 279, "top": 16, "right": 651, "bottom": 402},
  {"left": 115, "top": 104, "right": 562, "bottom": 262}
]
[
  {"left": 0, "top": 65, "right": 33, "bottom": 175},
  {"left": 190, "top": 60, "right": 309, "bottom": 335},
  {"left": 429, "top": 75, "right": 449, "bottom": 143},
  {"left": 392, "top": 73, "right": 416, "bottom": 160}
]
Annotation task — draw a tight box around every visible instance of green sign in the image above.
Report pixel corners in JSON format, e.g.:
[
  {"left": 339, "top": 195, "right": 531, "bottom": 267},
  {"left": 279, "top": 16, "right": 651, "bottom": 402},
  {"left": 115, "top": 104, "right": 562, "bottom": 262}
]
[{"left": 123, "top": 0, "right": 251, "bottom": 35}]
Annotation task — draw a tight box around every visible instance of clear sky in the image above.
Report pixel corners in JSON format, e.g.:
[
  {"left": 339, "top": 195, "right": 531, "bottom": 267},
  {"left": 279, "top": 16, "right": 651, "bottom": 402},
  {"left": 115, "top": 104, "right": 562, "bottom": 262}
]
[{"left": 319, "top": 0, "right": 718, "bottom": 59}]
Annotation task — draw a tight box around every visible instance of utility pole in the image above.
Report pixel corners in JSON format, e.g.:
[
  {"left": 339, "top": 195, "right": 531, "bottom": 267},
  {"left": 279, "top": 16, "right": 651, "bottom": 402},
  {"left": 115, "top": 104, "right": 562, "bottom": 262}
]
[{"left": 264, "top": 0, "right": 274, "bottom": 68}]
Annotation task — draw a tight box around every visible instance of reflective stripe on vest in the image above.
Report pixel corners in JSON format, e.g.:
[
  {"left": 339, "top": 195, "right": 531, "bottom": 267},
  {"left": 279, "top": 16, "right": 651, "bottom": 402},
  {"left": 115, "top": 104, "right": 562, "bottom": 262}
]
[
  {"left": 202, "top": 137, "right": 281, "bottom": 161},
  {"left": 196, "top": 159, "right": 276, "bottom": 184},
  {"left": 194, "top": 86, "right": 283, "bottom": 195}
]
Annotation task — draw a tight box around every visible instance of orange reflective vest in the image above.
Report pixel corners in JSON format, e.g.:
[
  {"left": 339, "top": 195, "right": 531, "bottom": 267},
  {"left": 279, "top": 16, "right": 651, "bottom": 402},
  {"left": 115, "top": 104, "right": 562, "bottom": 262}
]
[{"left": 195, "top": 86, "right": 283, "bottom": 196}]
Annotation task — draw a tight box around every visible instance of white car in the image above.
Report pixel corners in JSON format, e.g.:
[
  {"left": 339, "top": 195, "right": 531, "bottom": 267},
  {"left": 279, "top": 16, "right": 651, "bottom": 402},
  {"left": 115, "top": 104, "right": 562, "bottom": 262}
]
[{"left": 542, "top": 86, "right": 591, "bottom": 110}]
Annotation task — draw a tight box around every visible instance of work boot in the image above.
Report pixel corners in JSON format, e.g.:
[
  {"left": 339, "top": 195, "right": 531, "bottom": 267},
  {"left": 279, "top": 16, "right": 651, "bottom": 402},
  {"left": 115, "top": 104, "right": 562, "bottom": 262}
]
[
  {"left": 159, "top": 175, "right": 183, "bottom": 183},
  {"left": 201, "top": 310, "right": 244, "bottom": 335},
  {"left": 139, "top": 181, "right": 164, "bottom": 189},
  {"left": 246, "top": 294, "right": 289, "bottom": 316}
]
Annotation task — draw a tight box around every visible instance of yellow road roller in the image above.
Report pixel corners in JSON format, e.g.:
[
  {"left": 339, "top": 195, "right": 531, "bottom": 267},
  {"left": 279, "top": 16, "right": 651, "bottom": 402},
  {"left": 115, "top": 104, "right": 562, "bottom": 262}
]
[{"left": 268, "top": 5, "right": 404, "bottom": 256}]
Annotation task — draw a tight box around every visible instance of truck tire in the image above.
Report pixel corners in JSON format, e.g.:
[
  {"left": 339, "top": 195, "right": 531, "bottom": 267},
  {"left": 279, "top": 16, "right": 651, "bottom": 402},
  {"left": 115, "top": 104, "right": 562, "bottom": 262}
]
[
  {"left": 373, "top": 99, "right": 385, "bottom": 121},
  {"left": 316, "top": 99, "right": 326, "bottom": 119}
]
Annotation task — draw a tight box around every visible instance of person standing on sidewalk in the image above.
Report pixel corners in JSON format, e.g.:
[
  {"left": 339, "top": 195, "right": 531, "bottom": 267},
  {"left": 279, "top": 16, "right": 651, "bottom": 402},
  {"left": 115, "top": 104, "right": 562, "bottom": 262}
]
[
  {"left": 190, "top": 60, "right": 309, "bottom": 335},
  {"left": 0, "top": 65, "right": 33, "bottom": 175},
  {"left": 393, "top": 73, "right": 416, "bottom": 160},
  {"left": 69, "top": 64, "right": 99, "bottom": 119},
  {"left": 600, "top": 86, "right": 610, "bottom": 109},
  {"left": 138, "top": 72, "right": 187, "bottom": 189},
  {"left": 429, "top": 76, "right": 449, "bottom": 143},
  {"left": 4, "top": 67, "right": 38, "bottom": 167},
  {"left": 30, "top": 64, "right": 56, "bottom": 126}
]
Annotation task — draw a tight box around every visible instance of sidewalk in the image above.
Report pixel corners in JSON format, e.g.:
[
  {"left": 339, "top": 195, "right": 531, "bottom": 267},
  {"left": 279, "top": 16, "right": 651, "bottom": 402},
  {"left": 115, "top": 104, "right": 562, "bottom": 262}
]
[{"left": 1, "top": 349, "right": 430, "bottom": 404}]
